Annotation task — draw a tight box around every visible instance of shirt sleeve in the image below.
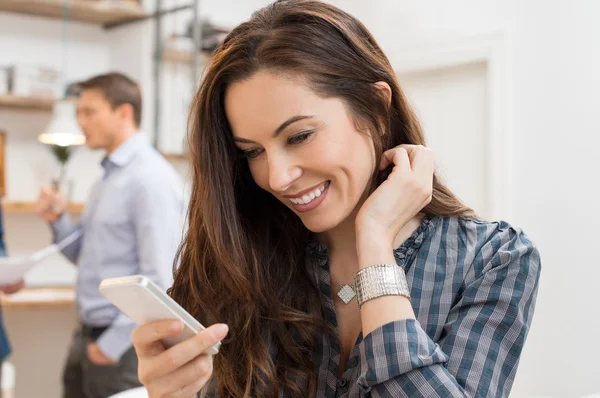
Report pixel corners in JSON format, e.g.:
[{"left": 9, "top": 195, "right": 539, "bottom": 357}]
[
  {"left": 97, "top": 174, "right": 184, "bottom": 360},
  {"left": 50, "top": 213, "right": 83, "bottom": 265},
  {"left": 357, "top": 226, "right": 541, "bottom": 397}
]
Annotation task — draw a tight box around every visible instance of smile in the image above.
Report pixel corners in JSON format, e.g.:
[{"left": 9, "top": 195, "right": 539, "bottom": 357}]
[
  {"left": 285, "top": 181, "right": 330, "bottom": 213},
  {"left": 288, "top": 181, "right": 329, "bottom": 205}
]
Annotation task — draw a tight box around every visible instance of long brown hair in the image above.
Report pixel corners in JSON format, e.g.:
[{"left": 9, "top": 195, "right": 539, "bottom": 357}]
[{"left": 169, "top": 1, "right": 474, "bottom": 396}]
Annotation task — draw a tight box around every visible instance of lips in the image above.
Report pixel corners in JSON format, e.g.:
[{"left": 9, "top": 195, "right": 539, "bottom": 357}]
[
  {"left": 287, "top": 181, "right": 330, "bottom": 205},
  {"left": 286, "top": 181, "right": 330, "bottom": 213}
]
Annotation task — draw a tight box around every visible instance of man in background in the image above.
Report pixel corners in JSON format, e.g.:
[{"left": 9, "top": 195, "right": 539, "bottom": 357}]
[{"left": 35, "top": 72, "right": 185, "bottom": 398}]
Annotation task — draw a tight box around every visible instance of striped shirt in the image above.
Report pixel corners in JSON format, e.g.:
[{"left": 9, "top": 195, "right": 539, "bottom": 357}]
[{"left": 201, "top": 216, "right": 541, "bottom": 397}]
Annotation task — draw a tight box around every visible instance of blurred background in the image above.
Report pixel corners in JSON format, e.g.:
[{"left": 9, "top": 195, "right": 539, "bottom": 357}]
[{"left": 0, "top": 0, "right": 598, "bottom": 397}]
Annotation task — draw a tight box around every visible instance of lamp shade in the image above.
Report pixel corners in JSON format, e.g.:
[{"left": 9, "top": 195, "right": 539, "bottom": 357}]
[{"left": 38, "top": 100, "right": 85, "bottom": 147}]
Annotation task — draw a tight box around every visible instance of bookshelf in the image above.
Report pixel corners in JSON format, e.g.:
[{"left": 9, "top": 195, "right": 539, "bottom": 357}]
[
  {"left": 0, "top": 0, "right": 146, "bottom": 26},
  {"left": 2, "top": 201, "right": 84, "bottom": 214},
  {"left": 0, "top": 95, "right": 54, "bottom": 111}
]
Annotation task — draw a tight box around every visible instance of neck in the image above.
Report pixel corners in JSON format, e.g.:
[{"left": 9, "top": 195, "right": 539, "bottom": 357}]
[
  {"left": 321, "top": 210, "right": 424, "bottom": 286},
  {"left": 106, "top": 125, "right": 137, "bottom": 155}
]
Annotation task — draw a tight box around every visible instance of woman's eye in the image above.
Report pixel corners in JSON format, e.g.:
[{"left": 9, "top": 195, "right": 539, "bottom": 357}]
[
  {"left": 287, "top": 131, "right": 314, "bottom": 145},
  {"left": 239, "top": 148, "right": 263, "bottom": 159}
]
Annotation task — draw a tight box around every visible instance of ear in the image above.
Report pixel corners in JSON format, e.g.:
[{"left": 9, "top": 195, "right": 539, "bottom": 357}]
[
  {"left": 116, "top": 103, "right": 134, "bottom": 124},
  {"left": 373, "top": 81, "right": 392, "bottom": 107},
  {"left": 373, "top": 81, "right": 392, "bottom": 138}
]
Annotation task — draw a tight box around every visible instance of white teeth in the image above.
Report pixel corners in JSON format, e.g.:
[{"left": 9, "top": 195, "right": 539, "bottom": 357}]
[{"left": 288, "top": 182, "right": 329, "bottom": 206}]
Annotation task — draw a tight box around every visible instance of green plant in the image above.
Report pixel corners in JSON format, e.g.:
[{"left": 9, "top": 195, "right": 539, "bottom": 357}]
[
  {"left": 50, "top": 144, "right": 71, "bottom": 165},
  {"left": 49, "top": 145, "right": 75, "bottom": 192}
]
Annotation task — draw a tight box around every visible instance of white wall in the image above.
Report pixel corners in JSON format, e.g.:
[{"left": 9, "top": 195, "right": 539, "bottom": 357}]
[{"left": 509, "top": 1, "right": 600, "bottom": 397}]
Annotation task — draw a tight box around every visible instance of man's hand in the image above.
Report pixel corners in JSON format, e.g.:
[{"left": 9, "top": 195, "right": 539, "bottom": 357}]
[
  {"left": 0, "top": 279, "right": 25, "bottom": 295},
  {"left": 34, "top": 187, "right": 66, "bottom": 223},
  {"left": 87, "top": 343, "right": 118, "bottom": 365}
]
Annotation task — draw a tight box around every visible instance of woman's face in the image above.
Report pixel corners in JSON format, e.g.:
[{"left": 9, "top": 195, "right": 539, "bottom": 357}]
[{"left": 225, "top": 71, "right": 377, "bottom": 233}]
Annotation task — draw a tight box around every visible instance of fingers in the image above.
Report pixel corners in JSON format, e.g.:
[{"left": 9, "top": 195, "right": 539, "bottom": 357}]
[
  {"left": 132, "top": 320, "right": 184, "bottom": 357},
  {"left": 405, "top": 145, "right": 434, "bottom": 180},
  {"left": 380, "top": 147, "right": 410, "bottom": 173},
  {"left": 40, "top": 186, "right": 56, "bottom": 197},
  {"left": 144, "top": 324, "right": 228, "bottom": 380},
  {"left": 401, "top": 145, "right": 434, "bottom": 205},
  {"left": 35, "top": 187, "right": 63, "bottom": 219},
  {"left": 137, "top": 323, "right": 228, "bottom": 397},
  {"left": 150, "top": 354, "right": 214, "bottom": 397},
  {"left": 380, "top": 145, "right": 433, "bottom": 174},
  {"left": 380, "top": 145, "right": 434, "bottom": 207}
]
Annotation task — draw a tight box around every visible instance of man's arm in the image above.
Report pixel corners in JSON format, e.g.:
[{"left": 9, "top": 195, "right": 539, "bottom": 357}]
[
  {"left": 97, "top": 176, "right": 184, "bottom": 360},
  {"left": 50, "top": 214, "right": 83, "bottom": 265},
  {"left": 34, "top": 187, "right": 83, "bottom": 264}
]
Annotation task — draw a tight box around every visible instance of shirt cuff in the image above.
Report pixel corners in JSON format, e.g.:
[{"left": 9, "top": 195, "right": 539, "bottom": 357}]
[
  {"left": 358, "top": 319, "right": 449, "bottom": 390},
  {"left": 96, "top": 314, "right": 136, "bottom": 361},
  {"left": 50, "top": 212, "right": 72, "bottom": 240}
]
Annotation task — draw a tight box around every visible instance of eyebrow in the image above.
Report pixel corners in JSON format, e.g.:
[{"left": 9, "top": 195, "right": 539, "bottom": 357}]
[{"left": 233, "top": 115, "right": 315, "bottom": 144}]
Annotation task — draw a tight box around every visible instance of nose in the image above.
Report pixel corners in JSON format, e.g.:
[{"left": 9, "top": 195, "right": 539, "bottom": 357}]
[{"left": 267, "top": 152, "right": 302, "bottom": 193}]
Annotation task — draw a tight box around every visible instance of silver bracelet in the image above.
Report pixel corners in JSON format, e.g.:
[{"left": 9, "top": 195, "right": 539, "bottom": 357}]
[{"left": 353, "top": 264, "right": 410, "bottom": 309}]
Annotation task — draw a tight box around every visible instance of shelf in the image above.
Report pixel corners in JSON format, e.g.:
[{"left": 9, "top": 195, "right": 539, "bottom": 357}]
[
  {"left": 162, "top": 152, "right": 190, "bottom": 161},
  {"left": 162, "top": 49, "right": 211, "bottom": 65},
  {"left": 1, "top": 286, "right": 75, "bottom": 311},
  {"left": 2, "top": 201, "right": 84, "bottom": 214},
  {"left": 0, "top": 95, "right": 55, "bottom": 111},
  {"left": 0, "top": 0, "right": 146, "bottom": 26}
]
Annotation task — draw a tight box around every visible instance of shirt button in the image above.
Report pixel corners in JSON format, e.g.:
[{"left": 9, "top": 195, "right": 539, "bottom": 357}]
[{"left": 337, "top": 378, "right": 348, "bottom": 388}]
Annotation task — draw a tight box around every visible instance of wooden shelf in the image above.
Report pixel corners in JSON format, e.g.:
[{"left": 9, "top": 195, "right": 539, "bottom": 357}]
[
  {"left": 2, "top": 201, "right": 84, "bottom": 214},
  {"left": 1, "top": 286, "right": 74, "bottom": 311},
  {"left": 0, "top": 94, "right": 55, "bottom": 111},
  {"left": 0, "top": 0, "right": 146, "bottom": 26},
  {"left": 162, "top": 152, "right": 190, "bottom": 161},
  {"left": 162, "top": 49, "right": 211, "bottom": 65}
]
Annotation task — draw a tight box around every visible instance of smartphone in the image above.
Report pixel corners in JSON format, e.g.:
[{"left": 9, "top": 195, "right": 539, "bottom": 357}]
[{"left": 98, "top": 275, "right": 220, "bottom": 354}]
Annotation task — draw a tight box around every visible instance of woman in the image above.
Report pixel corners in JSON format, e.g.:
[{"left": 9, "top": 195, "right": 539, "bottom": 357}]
[{"left": 132, "top": 1, "right": 541, "bottom": 397}]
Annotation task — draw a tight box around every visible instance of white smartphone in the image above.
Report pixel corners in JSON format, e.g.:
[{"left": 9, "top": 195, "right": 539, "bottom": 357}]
[{"left": 98, "top": 275, "right": 220, "bottom": 355}]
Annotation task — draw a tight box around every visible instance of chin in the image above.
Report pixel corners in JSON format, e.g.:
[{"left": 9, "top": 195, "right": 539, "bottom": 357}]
[{"left": 297, "top": 212, "right": 345, "bottom": 234}]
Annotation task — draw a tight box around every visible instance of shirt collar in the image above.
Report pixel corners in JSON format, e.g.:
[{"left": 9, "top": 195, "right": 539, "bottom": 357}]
[
  {"left": 102, "top": 133, "right": 146, "bottom": 169},
  {"left": 306, "top": 216, "right": 438, "bottom": 270}
]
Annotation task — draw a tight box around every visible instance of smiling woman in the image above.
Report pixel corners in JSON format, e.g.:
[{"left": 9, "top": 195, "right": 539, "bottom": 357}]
[
  {"left": 225, "top": 72, "right": 382, "bottom": 230},
  {"left": 129, "top": 1, "right": 541, "bottom": 397}
]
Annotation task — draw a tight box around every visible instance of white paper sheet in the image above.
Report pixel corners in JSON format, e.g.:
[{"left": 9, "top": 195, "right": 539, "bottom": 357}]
[{"left": 0, "top": 230, "right": 82, "bottom": 285}]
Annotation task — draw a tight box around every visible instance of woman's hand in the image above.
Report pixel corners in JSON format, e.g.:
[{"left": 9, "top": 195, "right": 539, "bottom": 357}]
[
  {"left": 132, "top": 320, "right": 229, "bottom": 398},
  {"left": 356, "top": 144, "right": 434, "bottom": 248}
]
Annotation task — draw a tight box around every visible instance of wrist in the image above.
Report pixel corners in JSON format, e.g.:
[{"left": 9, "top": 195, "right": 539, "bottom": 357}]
[
  {"left": 356, "top": 237, "right": 394, "bottom": 270},
  {"left": 356, "top": 220, "right": 391, "bottom": 242}
]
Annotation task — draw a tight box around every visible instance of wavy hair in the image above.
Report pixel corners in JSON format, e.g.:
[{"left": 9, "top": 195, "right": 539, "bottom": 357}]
[{"left": 169, "top": 1, "right": 474, "bottom": 396}]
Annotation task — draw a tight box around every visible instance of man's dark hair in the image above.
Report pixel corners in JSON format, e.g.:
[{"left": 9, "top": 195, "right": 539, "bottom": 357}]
[{"left": 78, "top": 72, "right": 142, "bottom": 127}]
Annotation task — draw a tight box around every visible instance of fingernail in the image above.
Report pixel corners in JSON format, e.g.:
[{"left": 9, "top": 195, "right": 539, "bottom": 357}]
[
  {"left": 212, "top": 324, "right": 229, "bottom": 339},
  {"left": 169, "top": 321, "right": 183, "bottom": 332}
]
